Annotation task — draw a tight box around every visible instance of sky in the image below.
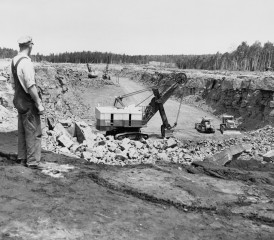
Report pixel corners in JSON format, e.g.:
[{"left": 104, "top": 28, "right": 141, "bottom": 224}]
[{"left": 1, "top": 0, "right": 274, "bottom": 55}]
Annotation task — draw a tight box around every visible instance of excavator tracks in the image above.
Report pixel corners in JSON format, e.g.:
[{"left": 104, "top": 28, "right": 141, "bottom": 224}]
[{"left": 115, "top": 132, "right": 149, "bottom": 141}]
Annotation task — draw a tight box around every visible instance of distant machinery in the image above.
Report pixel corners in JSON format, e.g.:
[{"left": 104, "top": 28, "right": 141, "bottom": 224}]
[
  {"left": 220, "top": 115, "right": 241, "bottom": 135},
  {"left": 195, "top": 117, "right": 215, "bottom": 133}
]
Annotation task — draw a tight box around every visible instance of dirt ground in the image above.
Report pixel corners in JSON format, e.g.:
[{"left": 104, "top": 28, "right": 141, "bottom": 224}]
[
  {"left": 1, "top": 153, "right": 273, "bottom": 240},
  {"left": 0, "top": 66, "right": 273, "bottom": 240}
]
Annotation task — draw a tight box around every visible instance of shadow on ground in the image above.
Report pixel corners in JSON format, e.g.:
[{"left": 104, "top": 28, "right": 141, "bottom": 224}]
[{"left": 0, "top": 130, "right": 18, "bottom": 158}]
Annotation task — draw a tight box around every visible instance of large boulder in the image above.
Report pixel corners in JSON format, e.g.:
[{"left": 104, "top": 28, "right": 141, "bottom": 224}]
[
  {"left": 75, "top": 122, "right": 96, "bottom": 143},
  {"left": 263, "top": 150, "right": 274, "bottom": 162},
  {"left": 128, "top": 147, "right": 138, "bottom": 159},
  {"left": 204, "top": 144, "right": 252, "bottom": 166},
  {"left": 166, "top": 138, "right": 177, "bottom": 148},
  {"left": 81, "top": 151, "right": 93, "bottom": 160},
  {"left": 53, "top": 123, "right": 71, "bottom": 138},
  {"left": 57, "top": 134, "right": 74, "bottom": 149}
]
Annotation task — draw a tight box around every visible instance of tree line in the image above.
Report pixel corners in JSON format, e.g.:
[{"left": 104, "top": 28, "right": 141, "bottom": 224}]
[
  {"left": 1, "top": 41, "right": 274, "bottom": 71},
  {"left": 174, "top": 41, "right": 274, "bottom": 71},
  {"left": 0, "top": 47, "right": 18, "bottom": 58},
  {"left": 34, "top": 51, "right": 150, "bottom": 65}
]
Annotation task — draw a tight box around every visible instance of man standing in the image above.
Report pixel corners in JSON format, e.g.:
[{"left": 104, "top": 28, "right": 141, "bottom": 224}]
[{"left": 10, "top": 36, "right": 45, "bottom": 168}]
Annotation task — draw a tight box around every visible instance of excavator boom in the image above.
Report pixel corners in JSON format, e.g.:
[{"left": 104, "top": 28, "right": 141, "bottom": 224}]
[{"left": 142, "top": 72, "right": 187, "bottom": 126}]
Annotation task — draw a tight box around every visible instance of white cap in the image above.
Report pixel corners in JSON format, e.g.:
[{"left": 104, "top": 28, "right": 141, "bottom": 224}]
[{"left": 17, "top": 36, "right": 34, "bottom": 45}]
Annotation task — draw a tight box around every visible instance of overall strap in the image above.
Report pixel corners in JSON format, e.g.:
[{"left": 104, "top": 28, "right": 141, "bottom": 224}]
[
  {"left": 11, "top": 56, "right": 35, "bottom": 113},
  {"left": 11, "top": 56, "right": 28, "bottom": 78}
]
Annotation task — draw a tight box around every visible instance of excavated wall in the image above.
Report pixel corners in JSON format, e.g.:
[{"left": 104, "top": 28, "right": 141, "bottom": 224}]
[
  {"left": 35, "top": 66, "right": 89, "bottom": 120},
  {"left": 0, "top": 63, "right": 111, "bottom": 121},
  {"left": 117, "top": 68, "right": 274, "bottom": 129},
  {"left": 200, "top": 76, "right": 274, "bottom": 129}
]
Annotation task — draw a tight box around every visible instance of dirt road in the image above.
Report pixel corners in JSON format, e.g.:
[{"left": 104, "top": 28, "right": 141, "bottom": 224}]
[{"left": 118, "top": 77, "right": 223, "bottom": 140}]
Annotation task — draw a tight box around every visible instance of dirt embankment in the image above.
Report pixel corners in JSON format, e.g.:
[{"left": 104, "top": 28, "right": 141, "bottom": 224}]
[{"left": 115, "top": 67, "right": 274, "bottom": 129}]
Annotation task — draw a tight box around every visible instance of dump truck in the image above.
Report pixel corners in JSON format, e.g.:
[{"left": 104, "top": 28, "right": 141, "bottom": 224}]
[
  {"left": 220, "top": 115, "right": 241, "bottom": 135},
  {"left": 195, "top": 117, "right": 215, "bottom": 133},
  {"left": 95, "top": 72, "right": 187, "bottom": 140}
]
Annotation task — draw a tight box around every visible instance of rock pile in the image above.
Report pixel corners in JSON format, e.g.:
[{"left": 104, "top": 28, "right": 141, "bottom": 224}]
[
  {"left": 43, "top": 116, "right": 258, "bottom": 166},
  {"left": 43, "top": 119, "right": 196, "bottom": 165},
  {"left": 243, "top": 125, "right": 274, "bottom": 162},
  {"left": 208, "top": 125, "right": 274, "bottom": 164}
]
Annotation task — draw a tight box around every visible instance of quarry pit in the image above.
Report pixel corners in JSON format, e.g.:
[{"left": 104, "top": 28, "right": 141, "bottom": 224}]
[{"left": 0, "top": 60, "right": 273, "bottom": 240}]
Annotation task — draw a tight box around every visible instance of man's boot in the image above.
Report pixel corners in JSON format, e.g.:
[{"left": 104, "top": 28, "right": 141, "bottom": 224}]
[{"left": 28, "top": 161, "right": 43, "bottom": 170}]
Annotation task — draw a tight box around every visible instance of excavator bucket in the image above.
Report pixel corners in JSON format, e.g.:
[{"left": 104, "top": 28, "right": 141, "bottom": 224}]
[
  {"left": 160, "top": 125, "right": 174, "bottom": 138},
  {"left": 164, "top": 129, "right": 174, "bottom": 138}
]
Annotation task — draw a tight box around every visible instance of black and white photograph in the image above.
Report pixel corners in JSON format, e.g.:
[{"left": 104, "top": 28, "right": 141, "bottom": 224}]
[{"left": 0, "top": 0, "right": 273, "bottom": 239}]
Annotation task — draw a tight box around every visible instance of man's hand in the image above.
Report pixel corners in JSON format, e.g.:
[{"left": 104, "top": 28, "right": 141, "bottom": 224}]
[
  {"left": 28, "top": 85, "right": 45, "bottom": 115},
  {"left": 36, "top": 103, "right": 45, "bottom": 115}
]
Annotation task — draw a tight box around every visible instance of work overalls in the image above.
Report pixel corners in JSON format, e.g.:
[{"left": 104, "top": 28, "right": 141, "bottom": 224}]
[{"left": 11, "top": 57, "right": 42, "bottom": 164}]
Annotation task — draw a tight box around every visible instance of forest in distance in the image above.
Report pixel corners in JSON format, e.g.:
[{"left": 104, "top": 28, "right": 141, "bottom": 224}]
[{"left": 1, "top": 41, "right": 274, "bottom": 71}]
